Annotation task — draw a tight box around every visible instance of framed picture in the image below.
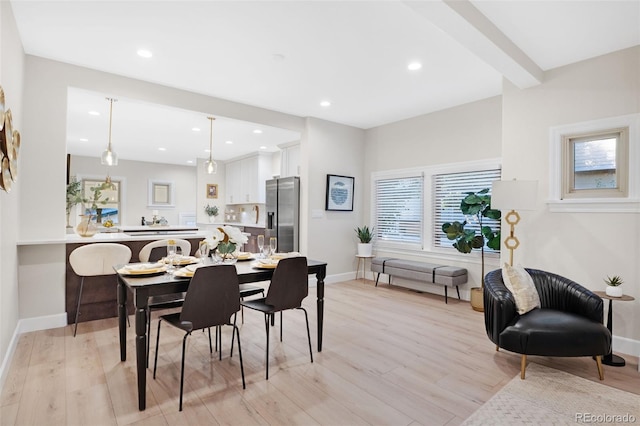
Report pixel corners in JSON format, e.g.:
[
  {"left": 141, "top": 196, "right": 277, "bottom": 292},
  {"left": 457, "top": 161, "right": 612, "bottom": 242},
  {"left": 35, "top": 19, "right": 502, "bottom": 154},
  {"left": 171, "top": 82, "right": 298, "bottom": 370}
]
[
  {"left": 148, "top": 180, "right": 175, "bottom": 208},
  {"left": 325, "top": 174, "right": 354, "bottom": 211},
  {"left": 206, "top": 183, "right": 218, "bottom": 199}
]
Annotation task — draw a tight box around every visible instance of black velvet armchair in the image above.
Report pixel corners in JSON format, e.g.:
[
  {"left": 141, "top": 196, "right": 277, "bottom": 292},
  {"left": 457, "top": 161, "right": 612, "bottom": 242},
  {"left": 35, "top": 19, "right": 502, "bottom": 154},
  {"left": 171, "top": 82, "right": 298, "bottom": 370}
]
[{"left": 484, "top": 268, "right": 611, "bottom": 380}]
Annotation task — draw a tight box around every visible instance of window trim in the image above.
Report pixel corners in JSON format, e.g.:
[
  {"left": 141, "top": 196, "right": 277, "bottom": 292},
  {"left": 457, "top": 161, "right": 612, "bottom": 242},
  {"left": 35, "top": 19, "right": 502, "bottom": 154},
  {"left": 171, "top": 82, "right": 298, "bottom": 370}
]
[
  {"left": 371, "top": 158, "right": 501, "bottom": 255},
  {"left": 549, "top": 113, "right": 640, "bottom": 213}
]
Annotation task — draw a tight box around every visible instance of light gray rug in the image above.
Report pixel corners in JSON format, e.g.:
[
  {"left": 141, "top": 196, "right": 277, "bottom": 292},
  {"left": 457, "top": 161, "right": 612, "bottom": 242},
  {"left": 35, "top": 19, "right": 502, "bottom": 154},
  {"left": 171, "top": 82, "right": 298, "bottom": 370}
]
[{"left": 462, "top": 363, "right": 639, "bottom": 425}]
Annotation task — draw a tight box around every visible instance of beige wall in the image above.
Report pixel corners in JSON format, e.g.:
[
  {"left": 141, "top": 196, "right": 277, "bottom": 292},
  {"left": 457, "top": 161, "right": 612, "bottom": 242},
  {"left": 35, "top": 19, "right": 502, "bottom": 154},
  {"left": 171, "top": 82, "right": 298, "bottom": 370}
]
[
  {"left": 70, "top": 155, "right": 198, "bottom": 227},
  {"left": 0, "top": 1, "right": 24, "bottom": 375},
  {"left": 363, "top": 96, "right": 503, "bottom": 293},
  {"left": 501, "top": 46, "right": 640, "bottom": 345}
]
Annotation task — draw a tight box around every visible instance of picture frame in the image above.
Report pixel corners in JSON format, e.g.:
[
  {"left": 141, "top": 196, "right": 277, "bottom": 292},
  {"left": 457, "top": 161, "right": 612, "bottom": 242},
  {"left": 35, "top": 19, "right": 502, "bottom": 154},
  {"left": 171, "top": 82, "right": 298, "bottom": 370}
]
[
  {"left": 206, "top": 183, "right": 218, "bottom": 199},
  {"left": 325, "top": 174, "right": 354, "bottom": 211},
  {"left": 148, "top": 179, "right": 175, "bottom": 208}
]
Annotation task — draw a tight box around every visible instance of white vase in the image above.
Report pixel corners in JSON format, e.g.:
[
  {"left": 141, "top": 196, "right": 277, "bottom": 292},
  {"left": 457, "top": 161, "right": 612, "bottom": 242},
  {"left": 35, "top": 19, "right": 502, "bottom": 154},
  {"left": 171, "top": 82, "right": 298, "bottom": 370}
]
[
  {"left": 208, "top": 215, "right": 215, "bottom": 223},
  {"left": 357, "top": 243, "right": 372, "bottom": 257},
  {"left": 605, "top": 285, "right": 623, "bottom": 297}
]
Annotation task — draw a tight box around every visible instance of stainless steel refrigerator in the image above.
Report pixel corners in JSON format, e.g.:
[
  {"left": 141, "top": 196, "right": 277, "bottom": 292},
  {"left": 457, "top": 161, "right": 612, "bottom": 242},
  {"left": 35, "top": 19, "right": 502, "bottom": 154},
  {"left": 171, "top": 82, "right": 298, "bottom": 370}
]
[{"left": 265, "top": 176, "right": 300, "bottom": 253}]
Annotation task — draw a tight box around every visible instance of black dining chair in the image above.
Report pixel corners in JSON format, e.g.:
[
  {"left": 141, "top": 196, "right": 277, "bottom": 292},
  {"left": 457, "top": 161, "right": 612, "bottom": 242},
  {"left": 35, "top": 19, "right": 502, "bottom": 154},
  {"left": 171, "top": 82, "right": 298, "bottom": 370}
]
[
  {"left": 153, "top": 264, "right": 246, "bottom": 411},
  {"left": 240, "top": 256, "right": 313, "bottom": 379},
  {"left": 140, "top": 239, "right": 192, "bottom": 366}
]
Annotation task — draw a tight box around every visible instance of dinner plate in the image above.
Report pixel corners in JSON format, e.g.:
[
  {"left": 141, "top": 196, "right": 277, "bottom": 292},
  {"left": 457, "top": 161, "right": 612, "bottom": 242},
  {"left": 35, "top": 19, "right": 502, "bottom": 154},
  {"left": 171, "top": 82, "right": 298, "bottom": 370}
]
[
  {"left": 251, "top": 260, "right": 278, "bottom": 269},
  {"left": 236, "top": 252, "right": 255, "bottom": 261},
  {"left": 174, "top": 268, "right": 194, "bottom": 278},
  {"left": 118, "top": 263, "right": 167, "bottom": 276},
  {"left": 161, "top": 256, "right": 199, "bottom": 266}
]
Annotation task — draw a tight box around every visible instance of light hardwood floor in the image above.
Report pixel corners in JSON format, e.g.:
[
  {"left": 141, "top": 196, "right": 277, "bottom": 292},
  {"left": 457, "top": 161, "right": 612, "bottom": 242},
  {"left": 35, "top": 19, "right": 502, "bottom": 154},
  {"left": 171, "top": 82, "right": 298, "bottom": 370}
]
[{"left": 1, "top": 279, "right": 639, "bottom": 426}]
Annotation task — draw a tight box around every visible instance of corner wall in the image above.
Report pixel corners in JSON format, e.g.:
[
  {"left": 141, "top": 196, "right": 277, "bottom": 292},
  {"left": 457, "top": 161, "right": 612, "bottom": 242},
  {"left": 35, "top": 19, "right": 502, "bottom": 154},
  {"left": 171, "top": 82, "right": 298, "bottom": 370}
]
[{"left": 0, "top": 1, "right": 25, "bottom": 381}]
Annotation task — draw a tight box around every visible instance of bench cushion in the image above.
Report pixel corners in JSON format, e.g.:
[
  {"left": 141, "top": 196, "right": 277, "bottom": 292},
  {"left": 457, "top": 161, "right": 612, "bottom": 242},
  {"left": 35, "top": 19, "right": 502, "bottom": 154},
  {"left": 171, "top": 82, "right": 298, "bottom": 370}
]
[
  {"left": 434, "top": 266, "right": 468, "bottom": 286},
  {"left": 371, "top": 257, "right": 394, "bottom": 273}
]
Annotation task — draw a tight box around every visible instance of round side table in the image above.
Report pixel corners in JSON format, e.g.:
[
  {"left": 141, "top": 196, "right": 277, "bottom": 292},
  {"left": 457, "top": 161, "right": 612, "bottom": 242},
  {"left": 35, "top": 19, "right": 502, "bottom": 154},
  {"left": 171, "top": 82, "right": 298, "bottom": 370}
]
[
  {"left": 593, "top": 291, "right": 635, "bottom": 367},
  {"left": 355, "top": 255, "right": 375, "bottom": 281}
]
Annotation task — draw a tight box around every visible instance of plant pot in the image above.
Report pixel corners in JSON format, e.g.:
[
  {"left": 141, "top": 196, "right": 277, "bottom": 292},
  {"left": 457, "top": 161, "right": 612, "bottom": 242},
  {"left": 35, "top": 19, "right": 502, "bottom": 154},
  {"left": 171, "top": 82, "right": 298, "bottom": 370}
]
[
  {"left": 75, "top": 214, "right": 97, "bottom": 237},
  {"left": 357, "top": 243, "right": 372, "bottom": 257},
  {"left": 208, "top": 215, "right": 216, "bottom": 223},
  {"left": 470, "top": 287, "right": 484, "bottom": 312},
  {"left": 605, "top": 285, "right": 623, "bottom": 298}
]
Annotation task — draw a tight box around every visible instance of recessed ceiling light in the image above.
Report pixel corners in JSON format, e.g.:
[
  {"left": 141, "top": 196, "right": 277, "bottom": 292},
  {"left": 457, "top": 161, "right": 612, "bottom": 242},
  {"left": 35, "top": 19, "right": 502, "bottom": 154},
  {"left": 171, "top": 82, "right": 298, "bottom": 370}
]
[
  {"left": 225, "top": 140, "right": 233, "bottom": 145},
  {"left": 88, "top": 111, "right": 100, "bottom": 116},
  {"left": 137, "top": 49, "right": 153, "bottom": 58},
  {"left": 79, "top": 138, "right": 88, "bottom": 142},
  {"left": 186, "top": 160, "right": 194, "bottom": 164},
  {"left": 158, "top": 147, "right": 166, "bottom": 151},
  {"left": 408, "top": 62, "right": 422, "bottom": 71},
  {"left": 320, "top": 101, "right": 331, "bottom": 107},
  {"left": 204, "top": 149, "right": 210, "bottom": 153},
  {"left": 253, "top": 129, "right": 263, "bottom": 134},
  {"left": 259, "top": 146, "right": 267, "bottom": 150},
  {"left": 192, "top": 127, "right": 200, "bottom": 132}
]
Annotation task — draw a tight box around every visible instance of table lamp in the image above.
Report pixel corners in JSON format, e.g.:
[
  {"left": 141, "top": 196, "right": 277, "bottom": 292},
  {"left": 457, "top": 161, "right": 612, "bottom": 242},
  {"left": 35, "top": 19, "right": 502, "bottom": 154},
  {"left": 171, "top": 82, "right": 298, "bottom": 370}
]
[{"left": 491, "top": 179, "right": 538, "bottom": 266}]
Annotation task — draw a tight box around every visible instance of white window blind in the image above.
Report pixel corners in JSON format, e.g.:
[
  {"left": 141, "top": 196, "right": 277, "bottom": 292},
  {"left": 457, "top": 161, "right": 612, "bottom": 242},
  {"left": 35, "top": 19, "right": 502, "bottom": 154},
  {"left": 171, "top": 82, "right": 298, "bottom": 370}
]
[
  {"left": 375, "top": 176, "right": 423, "bottom": 245},
  {"left": 433, "top": 169, "right": 501, "bottom": 250}
]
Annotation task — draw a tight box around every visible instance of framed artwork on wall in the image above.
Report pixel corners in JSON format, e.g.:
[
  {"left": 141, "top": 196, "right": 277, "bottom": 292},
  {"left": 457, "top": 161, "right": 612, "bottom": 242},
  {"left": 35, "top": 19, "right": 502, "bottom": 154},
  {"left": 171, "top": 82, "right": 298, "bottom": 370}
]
[
  {"left": 207, "top": 183, "right": 218, "bottom": 199},
  {"left": 325, "top": 174, "right": 354, "bottom": 211},
  {"left": 148, "top": 180, "right": 175, "bottom": 208}
]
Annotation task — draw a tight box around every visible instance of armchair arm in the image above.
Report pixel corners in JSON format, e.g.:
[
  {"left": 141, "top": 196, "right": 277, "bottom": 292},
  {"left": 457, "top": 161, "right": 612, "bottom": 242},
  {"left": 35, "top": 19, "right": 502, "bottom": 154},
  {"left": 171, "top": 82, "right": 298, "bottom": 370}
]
[
  {"left": 483, "top": 269, "right": 518, "bottom": 346},
  {"left": 526, "top": 268, "right": 604, "bottom": 323}
]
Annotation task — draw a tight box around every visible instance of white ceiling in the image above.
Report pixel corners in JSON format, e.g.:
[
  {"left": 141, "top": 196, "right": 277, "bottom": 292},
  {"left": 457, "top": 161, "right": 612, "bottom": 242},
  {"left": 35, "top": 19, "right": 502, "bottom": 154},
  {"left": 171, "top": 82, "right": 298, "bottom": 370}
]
[{"left": 10, "top": 0, "right": 640, "bottom": 166}]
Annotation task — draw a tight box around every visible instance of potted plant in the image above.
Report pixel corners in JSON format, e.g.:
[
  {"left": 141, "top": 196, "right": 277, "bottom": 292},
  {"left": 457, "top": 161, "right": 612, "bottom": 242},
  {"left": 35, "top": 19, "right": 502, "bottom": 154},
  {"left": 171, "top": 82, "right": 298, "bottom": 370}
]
[
  {"left": 604, "top": 275, "right": 623, "bottom": 298},
  {"left": 355, "top": 225, "right": 374, "bottom": 256},
  {"left": 442, "top": 188, "right": 501, "bottom": 312},
  {"left": 65, "top": 177, "right": 83, "bottom": 228},
  {"left": 205, "top": 204, "right": 219, "bottom": 223}
]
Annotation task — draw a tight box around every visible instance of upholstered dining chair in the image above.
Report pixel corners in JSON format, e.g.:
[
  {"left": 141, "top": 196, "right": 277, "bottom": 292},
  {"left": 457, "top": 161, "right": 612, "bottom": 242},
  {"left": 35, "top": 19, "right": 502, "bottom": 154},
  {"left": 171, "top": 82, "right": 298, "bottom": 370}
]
[
  {"left": 153, "top": 264, "right": 246, "bottom": 411},
  {"left": 484, "top": 268, "right": 611, "bottom": 380},
  {"left": 68, "top": 243, "right": 132, "bottom": 337},
  {"left": 240, "top": 256, "right": 313, "bottom": 379},
  {"left": 138, "top": 238, "right": 192, "bottom": 366}
]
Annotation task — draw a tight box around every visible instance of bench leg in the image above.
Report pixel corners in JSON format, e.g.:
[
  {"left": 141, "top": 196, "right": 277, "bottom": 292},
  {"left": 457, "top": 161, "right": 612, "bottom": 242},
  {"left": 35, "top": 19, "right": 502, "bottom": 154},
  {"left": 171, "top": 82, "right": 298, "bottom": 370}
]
[
  {"left": 456, "top": 285, "right": 460, "bottom": 300},
  {"left": 375, "top": 272, "right": 380, "bottom": 287},
  {"left": 444, "top": 286, "right": 448, "bottom": 304}
]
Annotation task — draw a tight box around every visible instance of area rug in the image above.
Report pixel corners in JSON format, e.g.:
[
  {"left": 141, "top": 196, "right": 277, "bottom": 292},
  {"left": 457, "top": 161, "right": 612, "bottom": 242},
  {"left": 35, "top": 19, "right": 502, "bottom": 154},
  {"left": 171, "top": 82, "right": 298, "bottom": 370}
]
[{"left": 462, "top": 363, "right": 639, "bottom": 425}]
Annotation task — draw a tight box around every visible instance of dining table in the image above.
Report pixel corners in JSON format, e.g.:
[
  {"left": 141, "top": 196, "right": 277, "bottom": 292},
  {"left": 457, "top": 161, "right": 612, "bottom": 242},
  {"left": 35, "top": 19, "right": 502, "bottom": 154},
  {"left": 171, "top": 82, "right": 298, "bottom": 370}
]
[{"left": 116, "top": 257, "right": 327, "bottom": 411}]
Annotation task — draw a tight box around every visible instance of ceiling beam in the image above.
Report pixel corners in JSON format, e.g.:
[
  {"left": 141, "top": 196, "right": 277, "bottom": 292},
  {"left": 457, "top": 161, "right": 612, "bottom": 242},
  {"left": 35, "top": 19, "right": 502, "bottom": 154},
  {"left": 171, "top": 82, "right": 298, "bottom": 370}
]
[{"left": 404, "top": 0, "right": 544, "bottom": 88}]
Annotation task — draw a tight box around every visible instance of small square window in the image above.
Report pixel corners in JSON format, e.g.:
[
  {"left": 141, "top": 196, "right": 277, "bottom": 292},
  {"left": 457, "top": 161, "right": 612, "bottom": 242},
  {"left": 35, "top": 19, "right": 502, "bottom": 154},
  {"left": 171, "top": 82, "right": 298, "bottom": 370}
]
[{"left": 562, "top": 128, "right": 628, "bottom": 199}]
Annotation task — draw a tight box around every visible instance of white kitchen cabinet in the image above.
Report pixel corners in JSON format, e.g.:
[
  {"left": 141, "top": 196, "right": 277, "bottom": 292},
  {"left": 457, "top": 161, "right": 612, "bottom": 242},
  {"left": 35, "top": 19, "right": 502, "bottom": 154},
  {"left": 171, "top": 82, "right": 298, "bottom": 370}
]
[
  {"left": 225, "top": 153, "right": 272, "bottom": 204},
  {"left": 280, "top": 143, "right": 300, "bottom": 177}
]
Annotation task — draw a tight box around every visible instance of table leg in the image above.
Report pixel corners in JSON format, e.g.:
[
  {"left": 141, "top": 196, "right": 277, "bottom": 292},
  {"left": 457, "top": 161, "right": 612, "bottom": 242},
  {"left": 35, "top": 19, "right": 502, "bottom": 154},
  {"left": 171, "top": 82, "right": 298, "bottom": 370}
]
[
  {"left": 135, "top": 304, "right": 148, "bottom": 410},
  {"left": 356, "top": 258, "right": 361, "bottom": 280},
  {"left": 602, "top": 298, "right": 626, "bottom": 367},
  {"left": 117, "top": 276, "right": 127, "bottom": 362},
  {"left": 315, "top": 267, "right": 326, "bottom": 352}
]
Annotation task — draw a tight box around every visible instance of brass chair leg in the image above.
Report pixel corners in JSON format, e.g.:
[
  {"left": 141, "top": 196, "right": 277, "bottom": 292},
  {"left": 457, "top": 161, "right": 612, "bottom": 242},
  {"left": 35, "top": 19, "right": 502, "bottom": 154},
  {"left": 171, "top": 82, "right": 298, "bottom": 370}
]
[
  {"left": 595, "top": 355, "right": 604, "bottom": 380},
  {"left": 496, "top": 345, "right": 499, "bottom": 352},
  {"left": 520, "top": 354, "right": 527, "bottom": 379}
]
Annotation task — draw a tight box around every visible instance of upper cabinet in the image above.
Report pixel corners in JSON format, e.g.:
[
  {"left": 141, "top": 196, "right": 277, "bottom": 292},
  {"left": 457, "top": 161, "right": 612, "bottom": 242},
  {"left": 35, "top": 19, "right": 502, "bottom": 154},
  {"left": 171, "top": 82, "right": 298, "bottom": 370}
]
[
  {"left": 225, "top": 153, "right": 272, "bottom": 204},
  {"left": 280, "top": 142, "right": 300, "bottom": 177}
]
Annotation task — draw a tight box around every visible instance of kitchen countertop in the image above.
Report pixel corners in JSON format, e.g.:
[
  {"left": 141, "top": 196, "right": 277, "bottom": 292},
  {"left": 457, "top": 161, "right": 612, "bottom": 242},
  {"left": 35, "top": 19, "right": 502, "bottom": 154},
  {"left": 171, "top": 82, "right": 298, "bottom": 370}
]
[{"left": 17, "top": 229, "right": 212, "bottom": 246}]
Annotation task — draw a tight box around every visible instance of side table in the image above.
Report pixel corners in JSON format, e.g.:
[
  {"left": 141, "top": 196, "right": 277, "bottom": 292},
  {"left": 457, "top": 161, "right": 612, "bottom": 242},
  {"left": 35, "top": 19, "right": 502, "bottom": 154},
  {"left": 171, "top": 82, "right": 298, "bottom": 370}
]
[
  {"left": 593, "top": 291, "right": 635, "bottom": 367},
  {"left": 355, "top": 255, "right": 375, "bottom": 281}
]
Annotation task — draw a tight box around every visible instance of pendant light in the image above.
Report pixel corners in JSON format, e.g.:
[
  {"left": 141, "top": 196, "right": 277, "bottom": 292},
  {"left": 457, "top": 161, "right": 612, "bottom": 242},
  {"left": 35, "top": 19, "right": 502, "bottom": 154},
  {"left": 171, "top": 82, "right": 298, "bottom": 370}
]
[
  {"left": 205, "top": 116, "right": 217, "bottom": 174},
  {"left": 101, "top": 97, "right": 118, "bottom": 166}
]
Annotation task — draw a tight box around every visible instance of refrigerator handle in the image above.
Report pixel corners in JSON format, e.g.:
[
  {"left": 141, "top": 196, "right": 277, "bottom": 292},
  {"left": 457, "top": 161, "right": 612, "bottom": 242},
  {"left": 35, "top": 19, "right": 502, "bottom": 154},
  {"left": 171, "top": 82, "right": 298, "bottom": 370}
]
[{"left": 267, "top": 212, "right": 275, "bottom": 230}]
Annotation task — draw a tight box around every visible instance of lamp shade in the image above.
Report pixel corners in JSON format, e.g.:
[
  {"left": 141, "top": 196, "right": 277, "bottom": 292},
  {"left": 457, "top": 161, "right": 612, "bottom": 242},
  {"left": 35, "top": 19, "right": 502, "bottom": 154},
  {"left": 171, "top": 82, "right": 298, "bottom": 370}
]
[{"left": 491, "top": 179, "right": 538, "bottom": 211}]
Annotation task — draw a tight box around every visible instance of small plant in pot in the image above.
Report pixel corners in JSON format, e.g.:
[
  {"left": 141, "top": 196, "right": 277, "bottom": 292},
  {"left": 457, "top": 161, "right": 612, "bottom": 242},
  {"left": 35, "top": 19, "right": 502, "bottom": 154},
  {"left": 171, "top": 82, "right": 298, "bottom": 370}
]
[
  {"left": 205, "top": 204, "right": 219, "bottom": 223},
  {"left": 355, "top": 226, "right": 374, "bottom": 257},
  {"left": 604, "top": 275, "right": 623, "bottom": 298}
]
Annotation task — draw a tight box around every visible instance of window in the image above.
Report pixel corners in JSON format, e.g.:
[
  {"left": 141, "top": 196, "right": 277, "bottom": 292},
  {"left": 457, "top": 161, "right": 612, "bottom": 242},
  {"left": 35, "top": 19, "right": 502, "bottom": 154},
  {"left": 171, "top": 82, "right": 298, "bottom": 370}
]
[
  {"left": 562, "top": 128, "right": 628, "bottom": 199},
  {"left": 372, "top": 159, "right": 501, "bottom": 253},
  {"left": 433, "top": 169, "right": 502, "bottom": 250},
  {"left": 374, "top": 175, "right": 423, "bottom": 247}
]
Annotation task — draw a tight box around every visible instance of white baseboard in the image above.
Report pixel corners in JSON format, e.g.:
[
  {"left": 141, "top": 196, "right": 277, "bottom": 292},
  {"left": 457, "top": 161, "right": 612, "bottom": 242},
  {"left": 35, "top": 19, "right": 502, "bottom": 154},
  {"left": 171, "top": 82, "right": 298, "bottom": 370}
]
[
  {"left": 612, "top": 335, "right": 640, "bottom": 365},
  {"left": 0, "top": 313, "right": 67, "bottom": 392}
]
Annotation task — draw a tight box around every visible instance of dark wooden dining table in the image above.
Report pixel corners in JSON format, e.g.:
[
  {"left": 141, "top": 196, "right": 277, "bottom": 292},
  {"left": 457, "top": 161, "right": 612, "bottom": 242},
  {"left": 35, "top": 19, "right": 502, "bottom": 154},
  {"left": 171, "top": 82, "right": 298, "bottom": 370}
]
[{"left": 116, "top": 258, "right": 327, "bottom": 411}]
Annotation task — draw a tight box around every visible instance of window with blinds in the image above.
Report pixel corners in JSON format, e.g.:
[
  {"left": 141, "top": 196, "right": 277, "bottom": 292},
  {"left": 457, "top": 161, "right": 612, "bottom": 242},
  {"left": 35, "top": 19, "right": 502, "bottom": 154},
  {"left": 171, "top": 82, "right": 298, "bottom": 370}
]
[
  {"left": 374, "top": 176, "right": 423, "bottom": 246},
  {"left": 433, "top": 169, "right": 501, "bottom": 250}
]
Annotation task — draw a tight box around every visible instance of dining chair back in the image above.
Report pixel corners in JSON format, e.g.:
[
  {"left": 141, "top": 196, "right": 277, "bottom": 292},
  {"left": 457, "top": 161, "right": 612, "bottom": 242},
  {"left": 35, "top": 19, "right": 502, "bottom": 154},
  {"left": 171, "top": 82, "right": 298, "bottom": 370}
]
[
  {"left": 153, "top": 264, "right": 245, "bottom": 411},
  {"left": 138, "top": 238, "right": 191, "bottom": 262},
  {"left": 69, "top": 243, "right": 132, "bottom": 336},
  {"left": 240, "top": 256, "right": 312, "bottom": 379}
]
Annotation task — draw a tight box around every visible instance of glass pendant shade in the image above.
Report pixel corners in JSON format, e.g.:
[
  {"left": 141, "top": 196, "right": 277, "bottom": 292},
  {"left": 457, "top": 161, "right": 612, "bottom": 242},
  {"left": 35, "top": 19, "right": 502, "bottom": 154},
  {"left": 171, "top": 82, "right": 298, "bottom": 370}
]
[
  {"left": 101, "top": 148, "right": 118, "bottom": 166},
  {"left": 205, "top": 159, "right": 217, "bottom": 174}
]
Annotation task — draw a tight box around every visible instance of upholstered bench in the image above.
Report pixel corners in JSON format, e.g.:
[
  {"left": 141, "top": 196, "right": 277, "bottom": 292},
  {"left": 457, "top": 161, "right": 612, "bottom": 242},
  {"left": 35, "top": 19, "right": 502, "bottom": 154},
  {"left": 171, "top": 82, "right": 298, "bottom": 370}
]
[{"left": 371, "top": 257, "right": 467, "bottom": 303}]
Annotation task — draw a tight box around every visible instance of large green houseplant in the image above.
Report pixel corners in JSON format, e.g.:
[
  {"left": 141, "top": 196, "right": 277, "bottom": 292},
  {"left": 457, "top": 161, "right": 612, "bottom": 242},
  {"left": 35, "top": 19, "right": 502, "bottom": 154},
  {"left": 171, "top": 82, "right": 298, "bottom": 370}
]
[{"left": 442, "top": 188, "right": 501, "bottom": 312}]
